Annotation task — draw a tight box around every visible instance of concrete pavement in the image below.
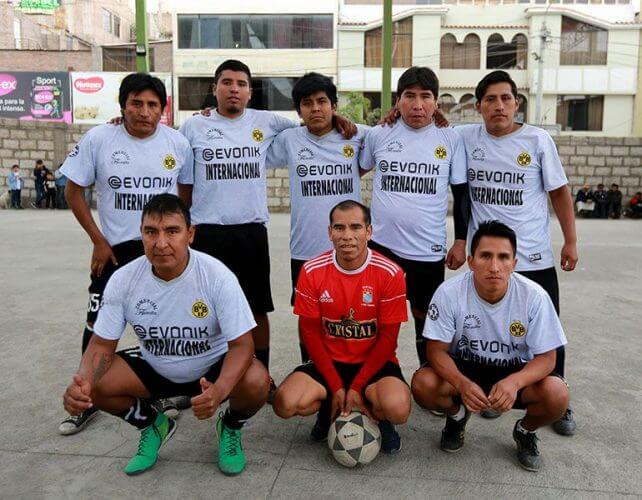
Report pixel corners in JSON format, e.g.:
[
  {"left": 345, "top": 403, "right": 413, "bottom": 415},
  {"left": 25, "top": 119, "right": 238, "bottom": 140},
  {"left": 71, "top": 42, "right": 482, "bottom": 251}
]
[{"left": 0, "top": 210, "right": 640, "bottom": 499}]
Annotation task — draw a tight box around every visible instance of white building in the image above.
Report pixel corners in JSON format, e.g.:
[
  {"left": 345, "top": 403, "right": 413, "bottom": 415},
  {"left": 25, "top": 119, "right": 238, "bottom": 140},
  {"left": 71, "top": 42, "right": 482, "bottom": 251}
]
[
  {"left": 171, "top": 0, "right": 338, "bottom": 124},
  {"left": 338, "top": 0, "right": 641, "bottom": 136},
  {"left": 171, "top": 0, "right": 641, "bottom": 135}
]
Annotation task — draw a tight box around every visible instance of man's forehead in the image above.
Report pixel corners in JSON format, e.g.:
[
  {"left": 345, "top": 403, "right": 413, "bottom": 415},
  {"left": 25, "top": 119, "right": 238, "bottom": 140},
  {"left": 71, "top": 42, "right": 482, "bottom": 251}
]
[
  {"left": 142, "top": 212, "right": 186, "bottom": 227},
  {"left": 332, "top": 209, "right": 366, "bottom": 225},
  {"left": 483, "top": 82, "right": 514, "bottom": 97},
  {"left": 127, "top": 89, "right": 160, "bottom": 103},
  {"left": 217, "top": 70, "right": 250, "bottom": 84},
  {"left": 476, "top": 235, "right": 513, "bottom": 252},
  {"left": 402, "top": 85, "right": 433, "bottom": 95},
  {"left": 303, "top": 90, "right": 330, "bottom": 100}
]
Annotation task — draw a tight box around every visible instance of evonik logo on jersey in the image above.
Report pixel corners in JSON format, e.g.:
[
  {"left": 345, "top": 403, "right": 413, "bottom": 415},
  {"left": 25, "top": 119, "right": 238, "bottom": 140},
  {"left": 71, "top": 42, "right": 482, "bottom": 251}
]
[
  {"left": 108, "top": 176, "right": 173, "bottom": 190},
  {"left": 296, "top": 163, "right": 353, "bottom": 178}
]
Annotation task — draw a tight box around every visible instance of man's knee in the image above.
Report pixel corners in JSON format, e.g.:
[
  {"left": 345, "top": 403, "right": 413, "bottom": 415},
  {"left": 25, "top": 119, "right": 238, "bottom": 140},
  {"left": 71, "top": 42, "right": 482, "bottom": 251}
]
[
  {"left": 532, "top": 377, "right": 569, "bottom": 417},
  {"left": 378, "top": 391, "right": 411, "bottom": 424},
  {"left": 236, "top": 360, "right": 270, "bottom": 401},
  {"left": 411, "top": 368, "right": 441, "bottom": 403},
  {"left": 272, "top": 388, "right": 299, "bottom": 419}
]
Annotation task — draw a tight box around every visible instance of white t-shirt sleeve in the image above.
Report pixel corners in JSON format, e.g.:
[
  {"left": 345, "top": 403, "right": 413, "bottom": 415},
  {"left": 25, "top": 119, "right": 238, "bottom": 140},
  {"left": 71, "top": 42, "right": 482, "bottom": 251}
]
[
  {"left": 212, "top": 271, "right": 257, "bottom": 342},
  {"left": 359, "top": 128, "right": 376, "bottom": 171},
  {"left": 270, "top": 113, "right": 299, "bottom": 134},
  {"left": 93, "top": 271, "right": 127, "bottom": 341},
  {"left": 177, "top": 122, "right": 194, "bottom": 185},
  {"left": 449, "top": 130, "right": 468, "bottom": 185},
  {"left": 60, "top": 131, "right": 96, "bottom": 187},
  {"left": 266, "top": 130, "right": 288, "bottom": 169},
  {"left": 526, "top": 291, "right": 568, "bottom": 355},
  {"left": 423, "top": 284, "right": 457, "bottom": 343},
  {"left": 539, "top": 132, "right": 568, "bottom": 192}
]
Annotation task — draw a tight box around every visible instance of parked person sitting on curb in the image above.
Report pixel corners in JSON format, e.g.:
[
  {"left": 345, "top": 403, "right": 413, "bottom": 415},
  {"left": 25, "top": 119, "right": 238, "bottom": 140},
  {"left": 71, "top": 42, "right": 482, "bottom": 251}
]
[
  {"left": 625, "top": 192, "right": 642, "bottom": 218},
  {"left": 592, "top": 184, "right": 609, "bottom": 219},
  {"left": 54, "top": 164, "right": 68, "bottom": 209},
  {"left": 574, "top": 185, "right": 594, "bottom": 217},
  {"left": 607, "top": 184, "right": 622, "bottom": 219},
  {"left": 7, "top": 164, "right": 23, "bottom": 209}
]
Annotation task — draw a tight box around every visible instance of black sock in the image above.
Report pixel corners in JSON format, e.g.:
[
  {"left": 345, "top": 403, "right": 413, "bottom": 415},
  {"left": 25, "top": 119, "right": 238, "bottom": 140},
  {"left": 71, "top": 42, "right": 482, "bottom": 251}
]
[
  {"left": 554, "top": 345, "right": 566, "bottom": 378},
  {"left": 222, "top": 407, "right": 251, "bottom": 430},
  {"left": 81, "top": 326, "right": 94, "bottom": 354},
  {"left": 414, "top": 317, "right": 427, "bottom": 365},
  {"left": 255, "top": 348, "right": 269, "bottom": 371},
  {"left": 117, "top": 398, "right": 159, "bottom": 430},
  {"left": 299, "top": 343, "right": 310, "bottom": 363}
]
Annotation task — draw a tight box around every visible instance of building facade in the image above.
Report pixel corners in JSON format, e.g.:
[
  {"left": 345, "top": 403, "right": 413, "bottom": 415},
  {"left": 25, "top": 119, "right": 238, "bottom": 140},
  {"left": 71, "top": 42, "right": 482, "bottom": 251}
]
[{"left": 338, "top": 0, "right": 641, "bottom": 136}]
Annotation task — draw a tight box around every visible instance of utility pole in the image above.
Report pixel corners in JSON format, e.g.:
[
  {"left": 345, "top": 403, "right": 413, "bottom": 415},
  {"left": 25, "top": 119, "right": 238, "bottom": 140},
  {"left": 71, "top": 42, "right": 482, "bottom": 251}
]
[
  {"left": 534, "top": 21, "right": 549, "bottom": 125},
  {"left": 381, "top": 0, "right": 393, "bottom": 114},
  {"left": 135, "top": 0, "right": 149, "bottom": 72}
]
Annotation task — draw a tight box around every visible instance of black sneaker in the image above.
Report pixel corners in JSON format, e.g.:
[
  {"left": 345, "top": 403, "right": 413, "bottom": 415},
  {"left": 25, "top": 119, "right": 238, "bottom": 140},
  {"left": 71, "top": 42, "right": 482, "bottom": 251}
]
[
  {"left": 58, "top": 406, "right": 99, "bottom": 435},
  {"left": 159, "top": 398, "right": 179, "bottom": 419},
  {"left": 378, "top": 420, "right": 401, "bottom": 454},
  {"left": 440, "top": 408, "right": 471, "bottom": 453},
  {"left": 480, "top": 408, "right": 502, "bottom": 419},
  {"left": 513, "top": 420, "right": 542, "bottom": 471},
  {"left": 310, "top": 412, "right": 330, "bottom": 442},
  {"left": 174, "top": 395, "right": 192, "bottom": 410},
  {"left": 551, "top": 408, "right": 576, "bottom": 436}
]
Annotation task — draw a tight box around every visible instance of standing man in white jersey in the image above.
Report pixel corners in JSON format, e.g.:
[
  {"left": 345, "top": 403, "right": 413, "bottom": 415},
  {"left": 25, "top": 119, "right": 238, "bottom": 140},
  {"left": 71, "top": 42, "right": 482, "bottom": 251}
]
[
  {"left": 178, "top": 60, "right": 299, "bottom": 375},
  {"left": 63, "top": 194, "right": 270, "bottom": 476},
  {"left": 59, "top": 73, "right": 193, "bottom": 435},
  {"left": 456, "top": 70, "right": 578, "bottom": 434},
  {"left": 360, "top": 66, "right": 469, "bottom": 366},
  {"left": 412, "top": 221, "right": 569, "bottom": 472},
  {"left": 267, "top": 72, "right": 366, "bottom": 362}
]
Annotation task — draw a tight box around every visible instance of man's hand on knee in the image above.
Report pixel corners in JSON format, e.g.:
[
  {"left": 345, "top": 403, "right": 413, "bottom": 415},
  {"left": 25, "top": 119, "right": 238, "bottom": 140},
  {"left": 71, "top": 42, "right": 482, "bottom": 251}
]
[
  {"left": 191, "top": 377, "right": 224, "bottom": 420},
  {"left": 63, "top": 374, "right": 93, "bottom": 415},
  {"left": 456, "top": 378, "right": 490, "bottom": 413}
]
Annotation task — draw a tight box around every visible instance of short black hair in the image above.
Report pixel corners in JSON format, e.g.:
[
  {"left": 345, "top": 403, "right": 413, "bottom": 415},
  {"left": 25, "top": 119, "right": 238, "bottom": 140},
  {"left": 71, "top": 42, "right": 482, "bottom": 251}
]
[
  {"left": 611, "top": 183, "right": 619, "bottom": 188},
  {"left": 35, "top": 159, "right": 44, "bottom": 165},
  {"left": 396, "top": 66, "right": 439, "bottom": 99},
  {"left": 470, "top": 220, "right": 517, "bottom": 257},
  {"left": 119, "top": 72, "right": 167, "bottom": 110},
  {"left": 291, "top": 72, "right": 337, "bottom": 112},
  {"left": 475, "top": 70, "right": 518, "bottom": 102},
  {"left": 142, "top": 194, "right": 191, "bottom": 228},
  {"left": 329, "top": 200, "right": 371, "bottom": 226},
  {"left": 214, "top": 59, "right": 252, "bottom": 85}
]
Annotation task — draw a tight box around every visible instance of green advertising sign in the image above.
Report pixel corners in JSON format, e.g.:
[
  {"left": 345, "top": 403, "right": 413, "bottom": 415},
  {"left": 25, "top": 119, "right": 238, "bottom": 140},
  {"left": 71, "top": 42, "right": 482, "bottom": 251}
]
[{"left": 19, "top": 0, "right": 60, "bottom": 10}]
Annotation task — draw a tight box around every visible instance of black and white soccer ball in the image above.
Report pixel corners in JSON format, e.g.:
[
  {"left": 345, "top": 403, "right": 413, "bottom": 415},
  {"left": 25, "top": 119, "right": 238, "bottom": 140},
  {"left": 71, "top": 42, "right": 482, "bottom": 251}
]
[{"left": 328, "top": 411, "right": 381, "bottom": 467}]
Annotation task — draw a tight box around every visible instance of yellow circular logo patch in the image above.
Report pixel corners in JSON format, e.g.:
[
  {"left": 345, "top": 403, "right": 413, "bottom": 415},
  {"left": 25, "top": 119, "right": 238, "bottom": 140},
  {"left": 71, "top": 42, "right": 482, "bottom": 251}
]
[
  {"left": 435, "top": 145, "right": 447, "bottom": 160},
  {"left": 343, "top": 144, "right": 355, "bottom": 158},
  {"left": 163, "top": 154, "right": 176, "bottom": 170},
  {"left": 517, "top": 152, "right": 531, "bottom": 167},
  {"left": 509, "top": 320, "right": 526, "bottom": 337},
  {"left": 252, "top": 128, "right": 264, "bottom": 142},
  {"left": 192, "top": 300, "right": 209, "bottom": 319}
]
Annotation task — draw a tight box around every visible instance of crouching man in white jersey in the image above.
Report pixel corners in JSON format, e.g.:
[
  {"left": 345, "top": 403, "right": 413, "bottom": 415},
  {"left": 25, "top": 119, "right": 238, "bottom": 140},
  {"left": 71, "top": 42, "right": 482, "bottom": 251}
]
[
  {"left": 411, "top": 221, "right": 569, "bottom": 472},
  {"left": 62, "top": 194, "right": 270, "bottom": 477},
  {"left": 59, "top": 73, "right": 194, "bottom": 434},
  {"left": 457, "top": 71, "right": 577, "bottom": 434},
  {"left": 360, "top": 66, "right": 469, "bottom": 366}
]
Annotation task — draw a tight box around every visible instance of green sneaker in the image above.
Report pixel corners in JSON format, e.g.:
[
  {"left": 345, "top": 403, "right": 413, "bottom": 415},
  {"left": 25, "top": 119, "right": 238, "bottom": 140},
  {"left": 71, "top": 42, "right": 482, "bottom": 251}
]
[
  {"left": 124, "top": 412, "right": 176, "bottom": 476},
  {"left": 216, "top": 413, "right": 246, "bottom": 476}
]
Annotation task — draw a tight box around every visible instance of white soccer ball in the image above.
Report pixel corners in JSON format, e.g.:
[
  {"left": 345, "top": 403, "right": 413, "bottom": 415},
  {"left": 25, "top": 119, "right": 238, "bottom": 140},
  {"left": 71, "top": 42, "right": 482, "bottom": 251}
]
[{"left": 328, "top": 411, "right": 381, "bottom": 467}]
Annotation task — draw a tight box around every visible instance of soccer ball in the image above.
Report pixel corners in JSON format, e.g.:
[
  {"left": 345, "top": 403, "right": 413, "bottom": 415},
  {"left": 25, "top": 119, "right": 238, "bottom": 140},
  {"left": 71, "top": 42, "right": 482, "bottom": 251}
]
[{"left": 328, "top": 411, "right": 381, "bottom": 467}]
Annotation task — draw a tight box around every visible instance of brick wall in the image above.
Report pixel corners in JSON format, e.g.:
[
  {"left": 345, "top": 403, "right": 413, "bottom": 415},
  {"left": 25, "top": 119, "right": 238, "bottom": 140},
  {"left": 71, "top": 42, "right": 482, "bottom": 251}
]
[
  {"left": 1, "top": 118, "right": 640, "bottom": 208},
  {"left": 0, "top": 49, "right": 96, "bottom": 71}
]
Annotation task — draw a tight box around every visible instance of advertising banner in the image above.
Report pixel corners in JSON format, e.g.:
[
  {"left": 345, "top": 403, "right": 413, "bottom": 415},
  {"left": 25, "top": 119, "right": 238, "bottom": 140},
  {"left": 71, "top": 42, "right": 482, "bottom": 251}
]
[
  {"left": 71, "top": 72, "right": 173, "bottom": 126},
  {"left": 0, "top": 71, "right": 71, "bottom": 123}
]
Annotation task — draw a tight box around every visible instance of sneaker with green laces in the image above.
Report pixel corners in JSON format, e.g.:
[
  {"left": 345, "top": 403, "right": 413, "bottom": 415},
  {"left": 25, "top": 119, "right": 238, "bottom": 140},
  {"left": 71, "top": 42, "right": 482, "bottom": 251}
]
[
  {"left": 124, "top": 412, "right": 176, "bottom": 476},
  {"left": 216, "top": 413, "right": 246, "bottom": 476}
]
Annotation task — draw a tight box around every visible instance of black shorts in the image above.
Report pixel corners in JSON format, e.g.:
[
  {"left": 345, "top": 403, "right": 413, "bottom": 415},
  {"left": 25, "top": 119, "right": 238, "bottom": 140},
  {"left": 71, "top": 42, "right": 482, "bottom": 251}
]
[
  {"left": 87, "top": 239, "right": 145, "bottom": 324},
  {"left": 449, "top": 358, "right": 564, "bottom": 410},
  {"left": 117, "top": 346, "right": 227, "bottom": 399},
  {"left": 368, "top": 240, "right": 444, "bottom": 314},
  {"left": 293, "top": 360, "right": 407, "bottom": 397},
  {"left": 290, "top": 258, "right": 307, "bottom": 306},
  {"left": 517, "top": 267, "right": 559, "bottom": 314},
  {"left": 193, "top": 223, "right": 274, "bottom": 314}
]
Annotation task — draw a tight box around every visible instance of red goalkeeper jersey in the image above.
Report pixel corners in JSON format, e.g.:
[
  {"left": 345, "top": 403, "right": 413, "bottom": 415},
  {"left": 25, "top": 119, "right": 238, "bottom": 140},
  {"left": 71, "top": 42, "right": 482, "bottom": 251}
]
[{"left": 294, "top": 249, "right": 407, "bottom": 364}]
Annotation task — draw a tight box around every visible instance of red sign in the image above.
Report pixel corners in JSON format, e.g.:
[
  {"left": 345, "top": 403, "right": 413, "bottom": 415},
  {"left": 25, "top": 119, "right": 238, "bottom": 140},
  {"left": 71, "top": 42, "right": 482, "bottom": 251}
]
[{"left": 74, "top": 77, "right": 104, "bottom": 93}]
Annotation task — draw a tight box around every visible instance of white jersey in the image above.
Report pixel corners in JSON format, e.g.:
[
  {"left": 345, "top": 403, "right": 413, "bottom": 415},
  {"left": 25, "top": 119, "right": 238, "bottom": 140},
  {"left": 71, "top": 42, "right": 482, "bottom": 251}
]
[
  {"left": 179, "top": 110, "right": 298, "bottom": 225},
  {"left": 424, "top": 271, "right": 567, "bottom": 366},
  {"left": 61, "top": 124, "right": 193, "bottom": 247},
  {"left": 266, "top": 126, "right": 366, "bottom": 260},
  {"left": 360, "top": 121, "right": 467, "bottom": 262},
  {"left": 94, "top": 249, "right": 256, "bottom": 383},
  {"left": 456, "top": 124, "right": 568, "bottom": 271}
]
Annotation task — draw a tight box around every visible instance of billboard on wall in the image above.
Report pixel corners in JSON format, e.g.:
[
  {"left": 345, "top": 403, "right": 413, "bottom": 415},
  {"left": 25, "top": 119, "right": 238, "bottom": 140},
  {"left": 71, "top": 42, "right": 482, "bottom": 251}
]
[
  {"left": 0, "top": 72, "right": 72, "bottom": 123},
  {"left": 71, "top": 72, "right": 173, "bottom": 126}
]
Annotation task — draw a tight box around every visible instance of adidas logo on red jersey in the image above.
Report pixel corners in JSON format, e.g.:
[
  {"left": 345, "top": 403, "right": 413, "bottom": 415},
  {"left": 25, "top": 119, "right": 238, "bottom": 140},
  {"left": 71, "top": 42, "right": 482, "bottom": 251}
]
[{"left": 320, "top": 290, "right": 333, "bottom": 303}]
